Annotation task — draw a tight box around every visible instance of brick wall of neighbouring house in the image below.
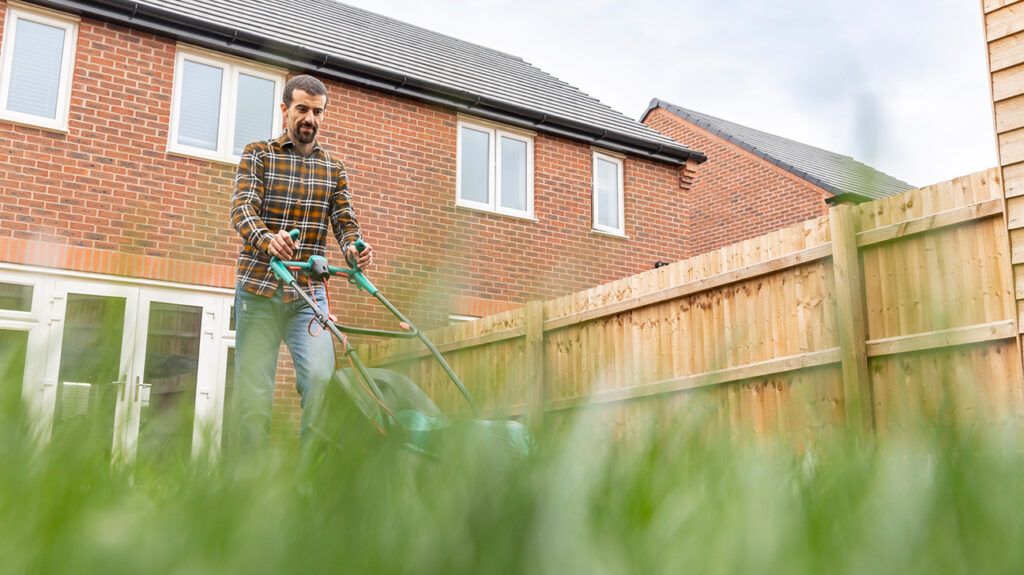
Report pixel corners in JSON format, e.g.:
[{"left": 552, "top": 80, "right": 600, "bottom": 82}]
[
  {"left": 0, "top": 4, "right": 690, "bottom": 430},
  {"left": 643, "top": 107, "right": 829, "bottom": 255}
]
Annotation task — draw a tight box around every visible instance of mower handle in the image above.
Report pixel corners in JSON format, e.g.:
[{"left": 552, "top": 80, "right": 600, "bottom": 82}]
[
  {"left": 267, "top": 232, "right": 416, "bottom": 339},
  {"left": 269, "top": 229, "right": 378, "bottom": 294},
  {"left": 266, "top": 231, "right": 478, "bottom": 414}
]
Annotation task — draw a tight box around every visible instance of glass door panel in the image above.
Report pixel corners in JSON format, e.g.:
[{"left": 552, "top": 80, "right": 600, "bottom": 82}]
[
  {"left": 220, "top": 345, "right": 235, "bottom": 454},
  {"left": 51, "top": 293, "right": 129, "bottom": 457},
  {"left": 213, "top": 298, "right": 236, "bottom": 458},
  {"left": 127, "top": 290, "right": 221, "bottom": 464},
  {"left": 134, "top": 301, "right": 202, "bottom": 464},
  {"left": 0, "top": 329, "right": 29, "bottom": 417},
  {"left": 0, "top": 282, "right": 33, "bottom": 312}
]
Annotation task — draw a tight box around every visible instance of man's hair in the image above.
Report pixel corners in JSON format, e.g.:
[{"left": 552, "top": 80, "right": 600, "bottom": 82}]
[{"left": 283, "top": 75, "right": 328, "bottom": 106}]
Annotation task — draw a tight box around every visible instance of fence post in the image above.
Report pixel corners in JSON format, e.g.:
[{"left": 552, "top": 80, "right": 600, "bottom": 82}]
[
  {"left": 524, "top": 300, "right": 546, "bottom": 429},
  {"left": 829, "top": 204, "right": 874, "bottom": 433}
]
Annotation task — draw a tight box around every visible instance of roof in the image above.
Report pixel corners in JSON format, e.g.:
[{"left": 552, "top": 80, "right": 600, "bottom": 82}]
[
  {"left": 643, "top": 99, "right": 915, "bottom": 200},
  {"left": 37, "top": 0, "right": 704, "bottom": 165}
]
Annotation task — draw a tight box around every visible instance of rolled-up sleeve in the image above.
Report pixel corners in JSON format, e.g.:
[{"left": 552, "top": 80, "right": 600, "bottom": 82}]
[{"left": 231, "top": 142, "right": 273, "bottom": 254}]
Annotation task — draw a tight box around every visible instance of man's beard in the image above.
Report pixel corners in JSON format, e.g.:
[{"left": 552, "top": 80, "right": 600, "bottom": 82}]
[{"left": 293, "top": 123, "right": 317, "bottom": 144}]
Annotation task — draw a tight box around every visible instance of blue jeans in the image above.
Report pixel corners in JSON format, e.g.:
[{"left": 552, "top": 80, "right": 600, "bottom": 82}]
[{"left": 231, "top": 282, "right": 336, "bottom": 450}]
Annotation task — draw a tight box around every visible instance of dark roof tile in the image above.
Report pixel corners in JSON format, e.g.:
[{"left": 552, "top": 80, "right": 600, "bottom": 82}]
[
  {"left": 113, "top": 0, "right": 700, "bottom": 162},
  {"left": 645, "top": 99, "right": 915, "bottom": 199}
]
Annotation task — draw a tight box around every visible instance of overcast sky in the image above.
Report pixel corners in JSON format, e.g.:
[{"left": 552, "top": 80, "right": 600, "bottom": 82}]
[{"left": 340, "top": 0, "right": 995, "bottom": 188}]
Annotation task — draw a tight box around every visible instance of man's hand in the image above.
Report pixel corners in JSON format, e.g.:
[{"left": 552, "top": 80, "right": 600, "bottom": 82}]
[
  {"left": 347, "top": 242, "right": 374, "bottom": 271},
  {"left": 267, "top": 229, "right": 296, "bottom": 260}
]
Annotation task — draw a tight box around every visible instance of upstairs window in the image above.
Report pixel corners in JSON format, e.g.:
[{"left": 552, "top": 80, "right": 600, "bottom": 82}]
[
  {"left": 457, "top": 119, "right": 534, "bottom": 219},
  {"left": 169, "top": 47, "right": 284, "bottom": 163},
  {"left": 0, "top": 4, "right": 78, "bottom": 131},
  {"left": 592, "top": 151, "right": 625, "bottom": 236}
]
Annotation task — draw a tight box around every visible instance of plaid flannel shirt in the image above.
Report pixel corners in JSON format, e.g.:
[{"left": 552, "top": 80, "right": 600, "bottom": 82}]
[{"left": 231, "top": 133, "right": 362, "bottom": 301}]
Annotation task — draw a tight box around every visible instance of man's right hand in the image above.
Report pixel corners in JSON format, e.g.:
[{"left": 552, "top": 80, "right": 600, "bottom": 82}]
[{"left": 267, "top": 229, "right": 296, "bottom": 260}]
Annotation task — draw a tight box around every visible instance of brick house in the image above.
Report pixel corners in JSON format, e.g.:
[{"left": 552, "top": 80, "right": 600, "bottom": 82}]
[
  {"left": 642, "top": 99, "right": 914, "bottom": 254},
  {"left": 0, "top": 0, "right": 705, "bottom": 455}
]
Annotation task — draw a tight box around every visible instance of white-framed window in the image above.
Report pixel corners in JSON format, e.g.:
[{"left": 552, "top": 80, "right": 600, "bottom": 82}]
[
  {"left": 0, "top": 3, "right": 79, "bottom": 132},
  {"left": 168, "top": 46, "right": 284, "bottom": 164},
  {"left": 456, "top": 119, "right": 534, "bottom": 219},
  {"left": 592, "top": 150, "right": 625, "bottom": 236}
]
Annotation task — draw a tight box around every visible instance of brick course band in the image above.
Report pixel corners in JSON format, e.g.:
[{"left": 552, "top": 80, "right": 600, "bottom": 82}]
[{"left": 0, "top": 237, "right": 235, "bottom": 288}]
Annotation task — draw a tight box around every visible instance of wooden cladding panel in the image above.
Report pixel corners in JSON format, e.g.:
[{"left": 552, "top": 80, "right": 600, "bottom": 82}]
[
  {"left": 987, "top": 1, "right": 1024, "bottom": 42},
  {"left": 996, "top": 94, "right": 1024, "bottom": 132},
  {"left": 991, "top": 30, "right": 1024, "bottom": 72},
  {"left": 1011, "top": 228, "right": 1024, "bottom": 264},
  {"left": 993, "top": 62, "right": 1024, "bottom": 101},
  {"left": 1015, "top": 264, "right": 1024, "bottom": 299},
  {"left": 986, "top": 0, "right": 1019, "bottom": 15},
  {"left": 1003, "top": 162, "right": 1024, "bottom": 197},
  {"left": 999, "top": 127, "right": 1024, "bottom": 164},
  {"left": 1007, "top": 194, "right": 1024, "bottom": 229}
]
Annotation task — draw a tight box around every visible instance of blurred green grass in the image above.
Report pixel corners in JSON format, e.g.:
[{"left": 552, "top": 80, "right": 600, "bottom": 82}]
[{"left": 3, "top": 400, "right": 1024, "bottom": 575}]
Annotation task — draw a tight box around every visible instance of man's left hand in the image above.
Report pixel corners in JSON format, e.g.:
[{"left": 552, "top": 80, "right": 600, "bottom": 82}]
[{"left": 347, "top": 242, "right": 373, "bottom": 270}]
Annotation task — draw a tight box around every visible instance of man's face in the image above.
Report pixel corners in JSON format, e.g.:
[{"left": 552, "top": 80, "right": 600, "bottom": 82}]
[{"left": 281, "top": 89, "right": 327, "bottom": 144}]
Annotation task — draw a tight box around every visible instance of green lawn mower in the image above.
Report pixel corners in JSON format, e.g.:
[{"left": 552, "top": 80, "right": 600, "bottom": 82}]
[{"left": 269, "top": 229, "right": 533, "bottom": 458}]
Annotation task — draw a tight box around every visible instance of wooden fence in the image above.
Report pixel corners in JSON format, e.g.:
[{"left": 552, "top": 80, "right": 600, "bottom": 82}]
[{"left": 361, "top": 168, "right": 1024, "bottom": 439}]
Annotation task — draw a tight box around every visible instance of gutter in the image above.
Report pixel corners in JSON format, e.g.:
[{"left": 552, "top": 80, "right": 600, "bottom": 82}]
[
  {"left": 824, "top": 192, "right": 872, "bottom": 206},
  {"left": 33, "top": 0, "right": 704, "bottom": 166}
]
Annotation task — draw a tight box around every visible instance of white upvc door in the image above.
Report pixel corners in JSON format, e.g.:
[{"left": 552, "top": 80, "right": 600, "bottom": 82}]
[
  {"left": 32, "top": 275, "right": 229, "bottom": 463},
  {"left": 122, "top": 288, "right": 222, "bottom": 465},
  {"left": 41, "top": 279, "right": 140, "bottom": 460}
]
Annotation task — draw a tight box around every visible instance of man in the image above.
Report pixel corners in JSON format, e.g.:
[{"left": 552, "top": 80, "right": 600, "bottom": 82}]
[{"left": 230, "top": 74, "right": 373, "bottom": 449}]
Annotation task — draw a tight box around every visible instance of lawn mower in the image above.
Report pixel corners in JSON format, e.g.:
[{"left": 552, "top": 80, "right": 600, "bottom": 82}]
[{"left": 269, "top": 229, "right": 533, "bottom": 458}]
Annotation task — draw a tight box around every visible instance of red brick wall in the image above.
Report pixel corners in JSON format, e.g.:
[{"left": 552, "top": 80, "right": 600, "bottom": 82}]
[
  {"left": 0, "top": 6, "right": 689, "bottom": 324},
  {"left": 0, "top": 4, "right": 689, "bottom": 433},
  {"left": 643, "top": 107, "right": 829, "bottom": 255}
]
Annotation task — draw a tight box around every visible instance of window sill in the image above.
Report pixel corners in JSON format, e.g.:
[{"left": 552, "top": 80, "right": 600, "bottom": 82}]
[
  {"left": 591, "top": 228, "right": 629, "bottom": 240},
  {"left": 0, "top": 113, "right": 69, "bottom": 136},
  {"left": 455, "top": 203, "right": 538, "bottom": 223},
  {"left": 166, "top": 148, "right": 241, "bottom": 168}
]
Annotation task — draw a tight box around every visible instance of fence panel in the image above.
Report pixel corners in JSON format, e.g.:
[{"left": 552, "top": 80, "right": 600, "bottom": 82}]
[{"left": 363, "top": 168, "right": 1023, "bottom": 437}]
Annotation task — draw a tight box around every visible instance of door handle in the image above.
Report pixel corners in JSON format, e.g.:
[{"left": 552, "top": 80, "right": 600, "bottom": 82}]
[
  {"left": 114, "top": 376, "right": 127, "bottom": 400},
  {"left": 134, "top": 377, "right": 152, "bottom": 403}
]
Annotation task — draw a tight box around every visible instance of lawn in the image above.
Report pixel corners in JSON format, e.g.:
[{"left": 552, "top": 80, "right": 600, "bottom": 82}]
[{"left": 2, "top": 402, "right": 1023, "bottom": 574}]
